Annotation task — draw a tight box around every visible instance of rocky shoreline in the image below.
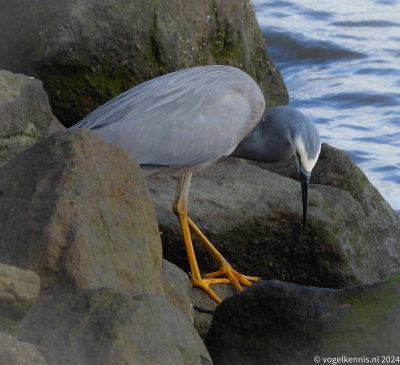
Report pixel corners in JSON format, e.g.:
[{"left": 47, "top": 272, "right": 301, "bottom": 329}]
[
  {"left": 1, "top": 65, "right": 400, "bottom": 365},
  {"left": 1, "top": 1, "right": 400, "bottom": 364}
]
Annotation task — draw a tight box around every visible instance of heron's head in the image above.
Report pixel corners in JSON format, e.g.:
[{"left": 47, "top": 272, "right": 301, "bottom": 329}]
[
  {"left": 291, "top": 113, "right": 321, "bottom": 233},
  {"left": 232, "top": 105, "right": 321, "bottom": 232},
  {"left": 260, "top": 106, "right": 321, "bottom": 233}
]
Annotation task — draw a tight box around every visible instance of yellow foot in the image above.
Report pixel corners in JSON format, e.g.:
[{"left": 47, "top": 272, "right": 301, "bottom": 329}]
[
  {"left": 193, "top": 264, "right": 259, "bottom": 303},
  {"left": 172, "top": 174, "right": 259, "bottom": 304}
]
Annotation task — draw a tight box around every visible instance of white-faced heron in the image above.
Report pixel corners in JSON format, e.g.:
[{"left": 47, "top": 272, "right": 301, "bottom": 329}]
[{"left": 70, "top": 65, "right": 321, "bottom": 303}]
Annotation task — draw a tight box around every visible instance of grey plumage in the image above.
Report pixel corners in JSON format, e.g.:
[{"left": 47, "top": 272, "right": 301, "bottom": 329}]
[
  {"left": 71, "top": 66, "right": 319, "bottom": 176},
  {"left": 230, "top": 105, "right": 320, "bottom": 167},
  {"left": 71, "top": 65, "right": 265, "bottom": 175}
]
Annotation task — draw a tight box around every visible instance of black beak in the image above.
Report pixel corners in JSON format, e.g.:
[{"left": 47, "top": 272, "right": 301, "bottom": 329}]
[{"left": 299, "top": 163, "right": 311, "bottom": 233}]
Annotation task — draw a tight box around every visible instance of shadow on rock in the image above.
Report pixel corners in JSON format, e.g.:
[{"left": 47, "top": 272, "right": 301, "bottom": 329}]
[{"left": 205, "top": 277, "right": 400, "bottom": 364}]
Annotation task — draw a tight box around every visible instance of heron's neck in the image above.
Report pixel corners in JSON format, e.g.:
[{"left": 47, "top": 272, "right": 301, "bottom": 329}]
[{"left": 229, "top": 117, "right": 294, "bottom": 163}]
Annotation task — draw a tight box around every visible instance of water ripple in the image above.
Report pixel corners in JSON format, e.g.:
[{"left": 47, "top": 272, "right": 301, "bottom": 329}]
[
  {"left": 337, "top": 124, "right": 372, "bottom": 132},
  {"left": 330, "top": 20, "right": 400, "bottom": 27},
  {"left": 342, "top": 149, "right": 373, "bottom": 164},
  {"left": 254, "top": 0, "right": 400, "bottom": 212},
  {"left": 355, "top": 134, "right": 400, "bottom": 146},
  {"left": 320, "top": 92, "right": 400, "bottom": 109},
  {"left": 263, "top": 29, "right": 366, "bottom": 67}
]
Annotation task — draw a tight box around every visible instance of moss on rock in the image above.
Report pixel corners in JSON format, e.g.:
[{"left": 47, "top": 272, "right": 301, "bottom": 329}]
[
  {"left": 0, "top": 0, "right": 288, "bottom": 127},
  {"left": 205, "top": 278, "right": 400, "bottom": 364}
]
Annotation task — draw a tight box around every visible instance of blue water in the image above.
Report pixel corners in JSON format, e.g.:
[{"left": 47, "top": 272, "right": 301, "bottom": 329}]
[{"left": 253, "top": 0, "right": 400, "bottom": 214}]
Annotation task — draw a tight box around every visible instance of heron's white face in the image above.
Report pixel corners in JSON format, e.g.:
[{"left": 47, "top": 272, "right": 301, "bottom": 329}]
[{"left": 294, "top": 136, "right": 321, "bottom": 172}]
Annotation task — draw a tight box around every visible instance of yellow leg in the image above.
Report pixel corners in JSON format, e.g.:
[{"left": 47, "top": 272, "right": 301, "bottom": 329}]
[{"left": 173, "top": 173, "right": 259, "bottom": 304}]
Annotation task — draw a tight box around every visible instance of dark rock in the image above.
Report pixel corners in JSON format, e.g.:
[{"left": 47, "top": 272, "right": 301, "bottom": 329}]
[
  {"left": 0, "top": 129, "right": 164, "bottom": 296},
  {"left": 0, "top": 331, "right": 48, "bottom": 365},
  {"left": 0, "top": 264, "right": 40, "bottom": 336},
  {"left": 0, "top": 0, "right": 288, "bottom": 126},
  {"left": 20, "top": 287, "right": 212, "bottom": 365},
  {"left": 190, "top": 284, "right": 237, "bottom": 339},
  {"left": 204, "top": 277, "right": 400, "bottom": 364},
  {"left": 0, "top": 70, "right": 54, "bottom": 167},
  {"left": 146, "top": 159, "right": 400, "bottom": 292},
  {"left": 246, "top": 142, "right": 397, "bottom": 217}
]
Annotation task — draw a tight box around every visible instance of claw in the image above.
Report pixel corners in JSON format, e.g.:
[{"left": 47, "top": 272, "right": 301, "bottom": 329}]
[{"left": 198, "top": 264, "right": 259, "bottom": 302}]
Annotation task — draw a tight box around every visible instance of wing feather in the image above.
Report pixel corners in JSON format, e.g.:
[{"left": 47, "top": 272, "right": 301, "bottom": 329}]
[{"left": 70, "top": 66, "right": 265, "bottom": 169}]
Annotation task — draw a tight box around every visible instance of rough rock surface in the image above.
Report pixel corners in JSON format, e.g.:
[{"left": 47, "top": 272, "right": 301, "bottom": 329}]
[
  {"left": 0, "top": 70, "right": 54, "bottom": 167},
  {"left": 0, "top": 264, "right": 40, "bottom": 336},
  {"left": 247, "top": 142, "right": 398, "bottom": 220},
  {"left": 205, "top": 277, "right": 400, "bottom": 365},
  {"left": 0, "top": 0, "right": 288, "bottom": 126},
  {"left": 0, "top": 129, "right": 164, "bottom": 296},
  {"left": 146, "top": 157, "right": 400, "bottom": 291},
  {"left": 0, "top": 331, "right": 48, "bottom": 365},
  {"left": 162, "top": 259, "right": 194, "bottom": 320},
  {"left": 20, "top": 288, "right": 212, "bottom": 365},
  {"left": 0, "top": 129, "right": 212, "bottom": 364}
]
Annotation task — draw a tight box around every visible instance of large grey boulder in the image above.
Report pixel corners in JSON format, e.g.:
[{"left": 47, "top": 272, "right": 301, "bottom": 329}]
[
  {"left": 0, "top": 70, "right": 56, "bottom": 167},
  {"left": 0, "top": 264, "right": 40, "bottom": 336},
  {"left": 20, "top": 287, "right": 212, "bottom": 365},
  {"left": 146, "top": 156, "right": 400, "bottom": 293},
  {"left": 0, "top": 129, "right": 164, "bottom": 296},
  {"left": 0, "top": 129, "right": 212, "bottom": 364},
  {"left": 0, "top": 331, "right": 48, "bottom": 365},
  {"left": 0, "top": 0, "right": 288, "bottom": 126},
  {"left": 204, "top": 277, "right": 400, "bottom": 364}
]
